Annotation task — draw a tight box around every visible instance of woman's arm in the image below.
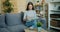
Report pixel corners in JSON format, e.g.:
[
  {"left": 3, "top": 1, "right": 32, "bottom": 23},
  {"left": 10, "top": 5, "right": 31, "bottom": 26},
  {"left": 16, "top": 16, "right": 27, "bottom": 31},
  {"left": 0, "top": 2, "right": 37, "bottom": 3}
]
[{"left": 23, "top": 11, "right": 27, "bottom": 21}]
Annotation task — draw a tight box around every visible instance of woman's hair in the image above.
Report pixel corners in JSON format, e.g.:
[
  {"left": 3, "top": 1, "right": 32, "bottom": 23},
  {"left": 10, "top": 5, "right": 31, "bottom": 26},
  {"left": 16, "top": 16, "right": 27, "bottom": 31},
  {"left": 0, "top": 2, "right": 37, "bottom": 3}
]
[{"left": 26, "top": 2, "right": 34, "bottom": 10}]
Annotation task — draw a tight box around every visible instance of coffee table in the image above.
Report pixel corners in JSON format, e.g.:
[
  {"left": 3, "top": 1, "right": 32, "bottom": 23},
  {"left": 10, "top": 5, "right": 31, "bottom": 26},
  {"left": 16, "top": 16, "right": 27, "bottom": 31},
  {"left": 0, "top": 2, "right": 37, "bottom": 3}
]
[{"left": 24, "top": 28, "right": 48, "bottom": 32}]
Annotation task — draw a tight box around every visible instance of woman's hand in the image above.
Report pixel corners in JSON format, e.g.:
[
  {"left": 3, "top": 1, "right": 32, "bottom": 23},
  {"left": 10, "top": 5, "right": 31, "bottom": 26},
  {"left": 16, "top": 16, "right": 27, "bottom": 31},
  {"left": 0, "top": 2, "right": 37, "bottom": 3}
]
[
  {"left": 27, "top": 16, "right": 32, "bottom": 21},
  {"left": 23, "top": 18, "right": 27, "bottom": 21}
]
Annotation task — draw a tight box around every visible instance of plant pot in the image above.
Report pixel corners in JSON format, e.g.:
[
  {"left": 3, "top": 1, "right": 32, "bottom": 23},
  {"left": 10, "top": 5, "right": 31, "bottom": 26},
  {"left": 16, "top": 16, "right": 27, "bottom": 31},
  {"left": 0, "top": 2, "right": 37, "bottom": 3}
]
[{"left": 37, "top": 27, "right": 42, "bottom": 32}]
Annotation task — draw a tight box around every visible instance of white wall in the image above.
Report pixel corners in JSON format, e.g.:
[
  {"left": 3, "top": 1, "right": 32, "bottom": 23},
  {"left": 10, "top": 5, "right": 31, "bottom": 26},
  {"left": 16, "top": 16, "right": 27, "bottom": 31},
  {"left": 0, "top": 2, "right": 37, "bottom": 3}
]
[
  {"left": 45, "top": 0, "right": 60, "bottom": 3},
  {"left": 49, "top": 3, "right": 60, "bottom": 10}
]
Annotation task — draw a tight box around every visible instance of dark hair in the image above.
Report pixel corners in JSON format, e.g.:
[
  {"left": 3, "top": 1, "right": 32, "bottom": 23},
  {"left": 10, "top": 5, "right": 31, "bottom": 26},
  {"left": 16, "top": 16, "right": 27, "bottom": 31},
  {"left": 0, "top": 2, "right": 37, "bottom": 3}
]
[{"left": 26, "top": 2, "right": 34, "bottom": 10}]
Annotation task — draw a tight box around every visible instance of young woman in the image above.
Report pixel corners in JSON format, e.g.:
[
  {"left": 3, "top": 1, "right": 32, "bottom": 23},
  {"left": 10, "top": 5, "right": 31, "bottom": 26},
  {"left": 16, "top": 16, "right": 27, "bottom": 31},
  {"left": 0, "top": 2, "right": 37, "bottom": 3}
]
[{"left": 23, "top": 2, "right": 37, "bottom": 27}]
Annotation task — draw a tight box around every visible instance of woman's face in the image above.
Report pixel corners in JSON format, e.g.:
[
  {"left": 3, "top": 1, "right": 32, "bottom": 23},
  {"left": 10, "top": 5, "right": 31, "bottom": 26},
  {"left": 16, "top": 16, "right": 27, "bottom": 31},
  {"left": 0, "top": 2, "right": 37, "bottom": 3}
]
[{"left": 28, "top": 4, "right": 33, "bottom": 10}]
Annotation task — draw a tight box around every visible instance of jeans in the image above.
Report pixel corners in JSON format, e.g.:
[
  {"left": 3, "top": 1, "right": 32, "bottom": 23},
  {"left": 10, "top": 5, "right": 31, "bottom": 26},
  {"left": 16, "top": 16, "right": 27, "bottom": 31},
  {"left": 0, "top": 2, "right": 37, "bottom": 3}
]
[
  {"left": 39, "top": 17, "right": 47, "bottom": 30},
  {"left": 25, "top": 20, "right": 37, "bottom": 28},
  {"left": 25, "top": 18, "right": 46, "bottom": 29}
]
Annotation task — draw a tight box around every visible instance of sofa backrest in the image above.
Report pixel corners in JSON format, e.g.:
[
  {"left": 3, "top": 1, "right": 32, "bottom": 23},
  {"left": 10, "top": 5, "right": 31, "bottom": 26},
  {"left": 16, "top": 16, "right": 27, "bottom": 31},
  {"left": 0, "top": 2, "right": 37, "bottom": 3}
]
[
  {"left": 5, "top": 13, "right": 23, "bottom": 26},
  {"left": 0, "top": 14, "right": 6, "bottom": 28}
]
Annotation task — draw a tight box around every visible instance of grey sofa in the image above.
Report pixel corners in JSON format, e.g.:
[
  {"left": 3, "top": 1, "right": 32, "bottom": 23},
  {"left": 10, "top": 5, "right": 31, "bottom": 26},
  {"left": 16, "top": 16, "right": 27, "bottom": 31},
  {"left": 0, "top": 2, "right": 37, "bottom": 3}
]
[
  {"left": 0, "top": 12, "right": 26, "bottom": 32},
  {"left": 0, "top": 12, "right": 47, "bottom": 32}
]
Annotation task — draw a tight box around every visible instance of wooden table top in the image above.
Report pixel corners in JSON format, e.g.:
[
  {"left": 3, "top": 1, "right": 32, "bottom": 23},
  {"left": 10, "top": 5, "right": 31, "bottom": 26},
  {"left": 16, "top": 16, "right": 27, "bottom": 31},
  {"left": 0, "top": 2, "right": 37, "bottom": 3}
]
[{"left": 24, "top": 28, "right": 48, "bottom": 32}]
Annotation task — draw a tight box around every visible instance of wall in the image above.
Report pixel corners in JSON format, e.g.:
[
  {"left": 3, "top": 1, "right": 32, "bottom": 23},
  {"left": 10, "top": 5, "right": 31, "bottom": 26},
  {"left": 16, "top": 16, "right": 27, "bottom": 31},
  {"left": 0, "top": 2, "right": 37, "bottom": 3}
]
[
  {"left": 0, "top": 0, "right": 1, "bottom": 13},
  {"left": 0, "top": 0, "right": 44, "bottom": 13},
  {"left": 11, "top": 0, "right": 26, "bottom": 13},
  {"left": 1, "top": 0, "right": 26, "bottom": 13},
  {"left": 17, "top": 0, "right": 26, "bottom": 13}
]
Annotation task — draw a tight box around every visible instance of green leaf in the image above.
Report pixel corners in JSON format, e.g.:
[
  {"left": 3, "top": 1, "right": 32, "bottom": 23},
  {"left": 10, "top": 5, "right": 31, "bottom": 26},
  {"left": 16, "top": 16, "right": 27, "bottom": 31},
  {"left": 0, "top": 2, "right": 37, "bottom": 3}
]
[
  {"left": 3, "top": 1, "right": 12, "bottom": 7},
  {"left": 3, "top": 0, "right": 13, "bottom": 13},
  {"left": 37, "top": 22, "right": 42, "bottom": 27}
]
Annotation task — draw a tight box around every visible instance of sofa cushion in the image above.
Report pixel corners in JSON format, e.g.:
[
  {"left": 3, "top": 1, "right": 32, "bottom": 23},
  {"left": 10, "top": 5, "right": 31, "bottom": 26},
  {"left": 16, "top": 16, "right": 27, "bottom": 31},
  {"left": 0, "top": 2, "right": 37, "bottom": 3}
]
[
  {"left": 0, "top": 14, "right": 6, "bottom": 28},
  {"left": 7, "top": 25, "right": 26, "bottom": 32},
  {"left": 6, "top": 13, "right": 22, "bottom": 26},
  {"left": 0, "top": 28, "right": 10, "bottom": 32}
]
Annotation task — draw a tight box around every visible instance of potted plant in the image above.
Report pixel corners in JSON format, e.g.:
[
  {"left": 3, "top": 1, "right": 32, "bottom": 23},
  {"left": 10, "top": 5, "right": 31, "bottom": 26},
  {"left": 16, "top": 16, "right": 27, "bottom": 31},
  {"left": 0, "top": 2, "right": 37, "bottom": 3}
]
[
  {"left": 3, "top": 0, "right": 13, "bottom": 13},
  {"left": 37, "top": 21, "right": 42, "bottom": 32}
]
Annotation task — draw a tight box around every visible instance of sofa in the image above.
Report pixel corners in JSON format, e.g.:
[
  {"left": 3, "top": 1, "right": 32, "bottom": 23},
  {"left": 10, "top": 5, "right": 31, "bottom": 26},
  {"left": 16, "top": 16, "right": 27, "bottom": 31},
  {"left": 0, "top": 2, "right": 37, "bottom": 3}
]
[
  {"left": 0, "top": 12, "right": 26, "bottom": 32},
  {"left": 0, "top": 12, "right": 47, "bottom": 32}
]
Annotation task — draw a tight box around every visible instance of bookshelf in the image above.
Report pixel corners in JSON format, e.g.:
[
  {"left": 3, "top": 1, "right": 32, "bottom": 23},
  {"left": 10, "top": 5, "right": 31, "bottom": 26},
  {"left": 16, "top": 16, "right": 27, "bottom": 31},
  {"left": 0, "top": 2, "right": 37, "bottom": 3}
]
[{"left": 46, "top": 0, "right": 60, "bottom": 30}]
